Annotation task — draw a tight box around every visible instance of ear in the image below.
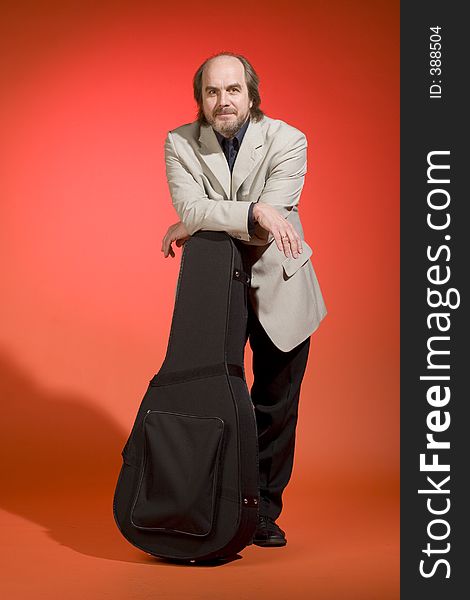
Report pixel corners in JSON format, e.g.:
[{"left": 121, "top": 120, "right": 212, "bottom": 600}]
[{"left": 249, "top": 100, "right": 253, "bottom": 109}]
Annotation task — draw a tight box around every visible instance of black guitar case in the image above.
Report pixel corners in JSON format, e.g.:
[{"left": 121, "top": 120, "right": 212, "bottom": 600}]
[{"left": 113, "top": 231, "right": 259, "bottom": 562}]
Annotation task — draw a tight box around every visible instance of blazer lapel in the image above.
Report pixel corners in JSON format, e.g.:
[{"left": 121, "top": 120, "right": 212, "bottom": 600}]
[
  {"left": 197, "top": 118, "right": 265, "bottom": 200},
  {"left": 198, "top": 124, "right": 231, "bottom": 198},
  {"left": 231, "top": 119, "right": 264, "bottom": 199}
]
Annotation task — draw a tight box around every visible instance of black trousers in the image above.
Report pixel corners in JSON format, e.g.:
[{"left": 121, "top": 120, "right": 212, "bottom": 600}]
[{"left": 244, "top": 300, "right": 310, "bottom": 521}]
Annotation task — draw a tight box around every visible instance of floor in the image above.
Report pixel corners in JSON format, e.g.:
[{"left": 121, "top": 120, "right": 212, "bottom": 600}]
[{"left": 1, "top": 472, "right": 398, "bottom": 600}]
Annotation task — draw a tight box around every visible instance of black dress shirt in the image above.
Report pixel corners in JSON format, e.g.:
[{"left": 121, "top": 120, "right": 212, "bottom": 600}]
[{"left": 213, "top": 119, "right": 256, "bottom": 235}]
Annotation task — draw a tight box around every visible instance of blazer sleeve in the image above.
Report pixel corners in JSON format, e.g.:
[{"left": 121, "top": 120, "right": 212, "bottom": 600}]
[
  {"left": 248, "top": 129, "right": 308, "bottom": 245},
  {"left": 164, "top": 131, "right": 252, "bottom": 241}
]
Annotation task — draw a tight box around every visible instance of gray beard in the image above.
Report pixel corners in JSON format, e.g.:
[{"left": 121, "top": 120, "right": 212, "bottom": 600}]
[{"left": 209, "top": 112, "right": 249, "bottom": 138}]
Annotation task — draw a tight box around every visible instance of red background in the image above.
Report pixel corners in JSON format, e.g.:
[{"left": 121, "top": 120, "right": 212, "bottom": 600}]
[{"left": 0, "top": 1, "right": 399, "bottom": 598}]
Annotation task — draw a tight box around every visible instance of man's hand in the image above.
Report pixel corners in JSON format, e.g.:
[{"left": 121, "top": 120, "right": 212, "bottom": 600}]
[
  {"left": 253, "top": 203, "right": 303, "bottom": 258},
  {"left": 161, "top": 221, "right": 191, "bottom": 258}
]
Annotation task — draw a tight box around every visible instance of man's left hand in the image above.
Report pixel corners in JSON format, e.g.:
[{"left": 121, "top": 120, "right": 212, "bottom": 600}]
[{"left": 161, "top": 221, "right": 191, "bottom": 258}]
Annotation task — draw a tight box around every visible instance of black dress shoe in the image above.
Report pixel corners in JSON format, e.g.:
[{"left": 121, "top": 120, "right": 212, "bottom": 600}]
[{"left": 252, "top": 515, "right": 287, "bottom": 547}]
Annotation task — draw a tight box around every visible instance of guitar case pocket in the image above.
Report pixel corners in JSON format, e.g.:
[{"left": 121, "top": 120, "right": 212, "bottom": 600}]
[{"left": 130, "top": 411, "right": 225, "bottom": 537}]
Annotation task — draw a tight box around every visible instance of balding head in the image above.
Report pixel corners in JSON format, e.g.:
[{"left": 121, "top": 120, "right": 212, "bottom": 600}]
[{"left": 193, "top": 52, "right": 264, "bottom": 131}]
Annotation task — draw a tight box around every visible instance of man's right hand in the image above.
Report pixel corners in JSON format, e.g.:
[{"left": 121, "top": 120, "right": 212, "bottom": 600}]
[
  {"left": 161, "top": 221, "right": 191, "bottom": 258},
  {"left": 252, "top": 203, "right": 303, "bottom": 258}
]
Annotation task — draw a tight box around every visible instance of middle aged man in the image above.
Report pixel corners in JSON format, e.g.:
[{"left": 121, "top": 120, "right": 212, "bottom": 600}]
[{"left": 161, "top": 52, "right": 327, "bottom": 547}]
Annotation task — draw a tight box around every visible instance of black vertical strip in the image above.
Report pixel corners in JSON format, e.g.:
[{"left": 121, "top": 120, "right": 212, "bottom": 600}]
[{"left": 401, "top": 2, "right": 468, "bottom": 598}]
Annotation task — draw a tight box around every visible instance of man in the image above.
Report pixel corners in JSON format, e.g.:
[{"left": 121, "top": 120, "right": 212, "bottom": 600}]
[{"left": 161, "top": 53, "right": 327, "bottom": 547}]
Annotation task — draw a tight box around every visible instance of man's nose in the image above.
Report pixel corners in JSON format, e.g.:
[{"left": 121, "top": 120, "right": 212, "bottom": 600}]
[{"left": 218, "top": 90, "right": 229, "bottom": 106}]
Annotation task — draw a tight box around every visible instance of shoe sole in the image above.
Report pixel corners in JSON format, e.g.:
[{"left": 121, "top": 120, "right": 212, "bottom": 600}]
[{"left": 252, "top": 539, "right": 287, "bottom": 547}]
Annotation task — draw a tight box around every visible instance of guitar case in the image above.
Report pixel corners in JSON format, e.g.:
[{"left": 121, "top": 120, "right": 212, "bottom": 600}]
[{"left": 113, "top": 231, "right": 259, "bottom": 562}]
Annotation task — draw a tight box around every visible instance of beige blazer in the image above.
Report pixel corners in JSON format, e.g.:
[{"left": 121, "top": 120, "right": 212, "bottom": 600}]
[{"left": 164, "top": 115, "right": 327, "bottom": 352}]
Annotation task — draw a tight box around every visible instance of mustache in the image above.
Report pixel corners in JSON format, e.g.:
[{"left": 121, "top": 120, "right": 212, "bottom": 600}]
[{"left": 215, "top": 109, "right": 237, "bottom": 116}]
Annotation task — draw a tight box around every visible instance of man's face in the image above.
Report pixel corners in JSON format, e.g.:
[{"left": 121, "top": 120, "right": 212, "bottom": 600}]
[{"left": 201, "top": 56, "right": 253, "bottom": 138}]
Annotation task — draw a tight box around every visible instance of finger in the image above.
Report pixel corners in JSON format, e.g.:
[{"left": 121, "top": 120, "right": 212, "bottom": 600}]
[
  {"left": 165, "top": 242, "right": 174, "bottom": 258},
  {"left": 163, "top": 237, "right": 172, "bottom": 258},
  {"left": 273, "top": 233, "right": 284, "bottom": 252},
  {"left": 280, "top": 232, "right": 291, "bottom": 258},
  {"left": 287, "top": 226, "right": 302, "bottom": 257},
  {"left": 169, "top": 245, "right": 175, "bottom": 258},
  {"left": 289, "top": 231, "right": 300, "bottom": 258},
  {"left": 273, "top": 231, "right": 285, "bottom": 253},
  {"left": 162, "top": 231, "right": 171, "bottom": 254}
]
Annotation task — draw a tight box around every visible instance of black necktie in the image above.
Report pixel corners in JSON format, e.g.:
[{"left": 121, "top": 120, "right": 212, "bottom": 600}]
[{"left": 223, "top": 136, "right": 239, "bottom": 173}]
